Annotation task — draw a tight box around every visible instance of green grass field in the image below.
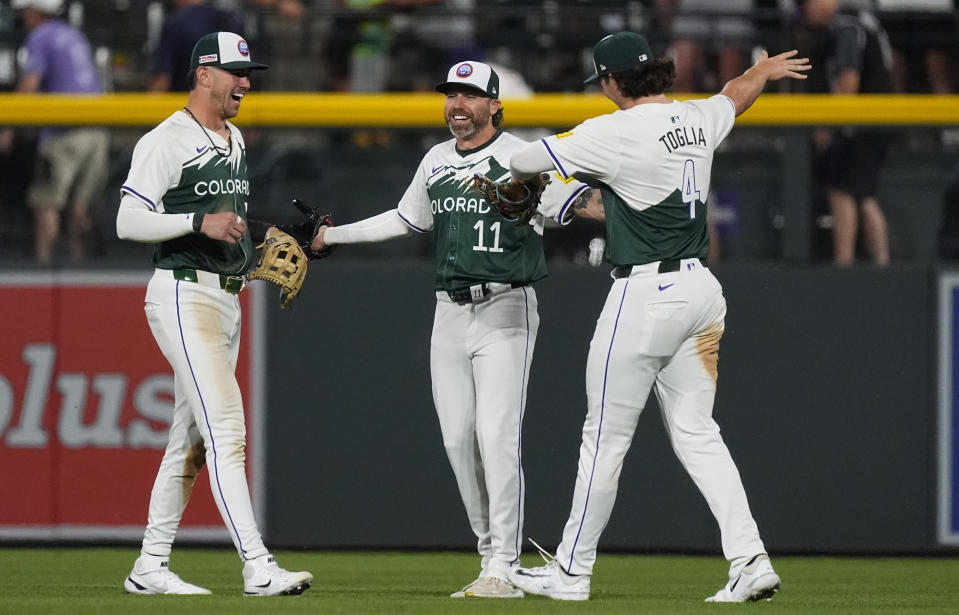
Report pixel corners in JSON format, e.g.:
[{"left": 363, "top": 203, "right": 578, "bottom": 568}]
[{"left": 1, "top": 548, "right": 958, "bottom": 614}]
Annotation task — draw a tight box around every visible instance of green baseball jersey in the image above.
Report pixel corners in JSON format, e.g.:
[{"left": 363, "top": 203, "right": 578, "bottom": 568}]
[
  {"left": 539, "top": 95, "right": 736, "bottom": 266},
  {"left": 121, "top": 111, "right": 253, "bottom": 275},
  {"left": 397, "top": 130, "right": 589, "bottom": 291}
]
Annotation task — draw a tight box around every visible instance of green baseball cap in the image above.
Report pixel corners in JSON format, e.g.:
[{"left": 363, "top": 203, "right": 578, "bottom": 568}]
[
  {"left": 584, "top": 31, "right": 653, "bottom": 84},
  {"left": 190, "top": 32, "right": 268, "bottom": 72}
]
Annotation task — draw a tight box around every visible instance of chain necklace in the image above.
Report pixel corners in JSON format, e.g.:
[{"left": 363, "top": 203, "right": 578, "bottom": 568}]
[{"left": 182, "top": 106, "right": 232, "bottom": 157}]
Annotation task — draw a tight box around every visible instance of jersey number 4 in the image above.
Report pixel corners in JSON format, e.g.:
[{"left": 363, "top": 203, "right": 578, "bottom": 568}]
[
  {"left": 681, "top": 159, "right": 702, "bottom": 219},
  {"left": 473, "top": 220, "right": 504, "bottom": 253}
]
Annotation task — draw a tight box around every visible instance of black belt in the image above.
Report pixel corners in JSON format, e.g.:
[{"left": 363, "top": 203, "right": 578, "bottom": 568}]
[
  {"left": 447, "top": 282, "right": 525, "bottom": 305},
  {"left": 172, "top": 268, "right": 246, "bottom": 294},
  {"left": 612, "top": 258, "right": 706, "bottom": 279}
]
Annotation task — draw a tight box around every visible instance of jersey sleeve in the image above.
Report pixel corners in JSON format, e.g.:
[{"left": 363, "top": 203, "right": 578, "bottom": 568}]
[
  {"left": 536, "top": 172, "right": 591, "bottom": 226},
  {"left": 538, "top": 115, "right": 620, "bottom": 184},
  {"left": 120, "top": 129, "right": 179, "bottom": 212},
  {"left": 692, "top": 95, "right": 737, "bottom": 146},
  {"left": 395, "top": 152, "right": 435, "bottom": 232}
]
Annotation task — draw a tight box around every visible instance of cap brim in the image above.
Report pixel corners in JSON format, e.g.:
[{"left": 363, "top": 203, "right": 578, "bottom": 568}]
[
  {"left": 220, "top": 61, "right": 269, "bottom": 71},
  {"left": 434, "top": 81, "right": 492, "bottom": 97},
  {"left": 583, "top": 72, "right": 602, "bottom": 84}
]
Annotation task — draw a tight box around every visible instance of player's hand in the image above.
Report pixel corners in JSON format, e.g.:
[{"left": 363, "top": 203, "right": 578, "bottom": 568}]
[
  {"left": 757, "top": 49, "right": 811, "bottom": 82},
  {"left": 202, "top": 212, "right": 247, "bottom": 244},
  {"left": 310, "top": 225, "right": 330, "bottom": 252}
]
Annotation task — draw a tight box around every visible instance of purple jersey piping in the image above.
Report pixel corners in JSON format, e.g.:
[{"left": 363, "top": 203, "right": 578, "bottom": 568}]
[
  {"left": 398, "top": 210, "right": 428, "bottom": 233},
  {"left": 559, "top": 184, "right": 589, "bottom": 225},
  {"left": 122, "top": 185, "right": 157, "bottom": 211},
  {"left": 540, "top": 138, "right": 570, "bottom": 179}
]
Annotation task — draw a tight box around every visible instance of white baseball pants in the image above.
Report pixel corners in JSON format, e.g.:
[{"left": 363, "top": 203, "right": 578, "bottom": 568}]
[
  {"left": 555, "top": 261, "right": 766, "bottom": 579},
  {"left": 431, "top": 287, "right": 539, "bottom": 579},
  {"left": 138, "top": 269, "right": 268, "bottom": 562}
]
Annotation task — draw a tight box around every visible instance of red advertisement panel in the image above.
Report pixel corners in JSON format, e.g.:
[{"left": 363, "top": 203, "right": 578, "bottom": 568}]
[{"left": 0, "top": 273, "right": 255, "bottom": 536}]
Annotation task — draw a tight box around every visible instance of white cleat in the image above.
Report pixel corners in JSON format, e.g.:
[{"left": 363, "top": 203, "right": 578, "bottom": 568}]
[
  {"left": 460, "top": 575, "right": 524, "bottom": 598},
  {"left": 508, "top": 560, "right": 590, "bottom": 601},
  {"left": 124, "top": 557, "right": 211, "bottom": 595},
  {"left": 705, "top": 554, "right": 781, "bottom": 603},
  {"left": 450, "top": 575, "right": 482, "bottom": 598},
  {"left": 242, "top": 555, "right": 312, "bottom": 596}
]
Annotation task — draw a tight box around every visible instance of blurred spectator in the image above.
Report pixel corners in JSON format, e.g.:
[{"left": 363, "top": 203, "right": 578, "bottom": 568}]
[
  {"left": 5, "top": 0, "right": 108, "bottom": 263},
  {"left": 655, "top": 0, "right": 754, "bottom": 92},
  {"left": 322, "top": 0, "right": 393, "bottom": 92},
  {"left": 216, "top": 0, "right": 306, "bottom": 89},
  {"left": 243, "top": 0, "right": 306, "bottom": 20},
  {"left": 393, "top": 0, "right": 479, "bottom": 91},
  {"left": 876, "top": 0, "right": 955, "bottom": 93},
  {"left": 149, "top": 0, "right": 245, "bottom": 92},
  {"left": 323, "top": 0, "right": 477, "bottom": 93},
  {"left": 801, "top": 0, "right": 894, "bottom": 266}
]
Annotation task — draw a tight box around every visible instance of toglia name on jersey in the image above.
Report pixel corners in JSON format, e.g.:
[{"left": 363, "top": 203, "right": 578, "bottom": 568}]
[
  {"left": 658, "top": 126, "right": 708, "bottom": 153},
  {"left": 431, "top": 195, "right": 494, "bottom": 215}
]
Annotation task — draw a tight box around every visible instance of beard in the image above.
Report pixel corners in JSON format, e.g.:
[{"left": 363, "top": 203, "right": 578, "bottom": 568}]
[{"left": 445, "top": 109, "right": 490, "bottom": 139}]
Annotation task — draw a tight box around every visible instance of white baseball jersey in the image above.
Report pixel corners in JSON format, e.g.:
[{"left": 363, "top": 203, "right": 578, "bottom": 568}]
[
  {"left": 529, "top": 95, "right": 769, "bottom": 582},
  {"left": 539, "top": 95, "right": 735, "bottom": 265},
  {"left": 121, "top": 111, "right": 254, "bottom": 274},
  {"left": 398, "top": 130, "right": 589, "bottom": 290}
]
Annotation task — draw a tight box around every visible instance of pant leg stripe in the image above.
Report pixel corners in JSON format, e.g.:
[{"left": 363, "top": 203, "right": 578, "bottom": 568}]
[
  {"left": 176, "top": 281, "right": 247, "bottom": 555},
  {"left": 512, "top": 287, "right": 531, "bottom": 563},
  {"left": 567, "top": 279, "right": 629, "bottom": 572}
]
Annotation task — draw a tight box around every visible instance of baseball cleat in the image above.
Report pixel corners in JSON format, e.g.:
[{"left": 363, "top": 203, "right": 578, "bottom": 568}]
[
  {"left": 705, "top": 554, "right": 781, "bottom": 603},
  {"left": 508, "top": 560, "right": 590, "bottom": 601},
  {"left": 242, "top": 555, "right": 312, "bottom": 596},
  {"left": 450, "top": 575, "right": 482, "bottom": 598},
  {"left": 124, "top": 557, "right": 211, "bottom": 595},
  {"left": 460, "top": 575, "right": 524, "bottom": 598}
]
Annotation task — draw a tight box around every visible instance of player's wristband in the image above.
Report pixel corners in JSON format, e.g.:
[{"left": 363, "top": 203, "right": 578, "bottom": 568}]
[{"left": 192, "top": 213, "right": 205, "bottom": 233}]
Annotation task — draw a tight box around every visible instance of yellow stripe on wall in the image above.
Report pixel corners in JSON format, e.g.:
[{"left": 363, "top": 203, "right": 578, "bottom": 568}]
[{"left": 0, "top": 93, "right": 956, "bottom": 127}]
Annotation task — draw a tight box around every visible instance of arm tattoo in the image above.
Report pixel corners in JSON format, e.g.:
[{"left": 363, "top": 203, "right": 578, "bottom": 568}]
[{"left": 572, "top": 188, "right": 595, "bottom": 211}]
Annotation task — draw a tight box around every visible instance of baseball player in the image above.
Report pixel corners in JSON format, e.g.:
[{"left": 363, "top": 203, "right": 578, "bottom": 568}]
[
  {"left": 504, "top": 32, "right": 810, "bottom": 602},
  {"left": 116, "top": 32, "right": 311, "bottom": 596},
  {"left": 311, "top": 61, "right": 602, "bottom": 598}
]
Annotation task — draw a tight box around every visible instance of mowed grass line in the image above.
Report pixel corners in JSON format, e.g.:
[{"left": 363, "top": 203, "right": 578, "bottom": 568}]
[{"left": 0, "top": 548, "right": 958, "bottom": 614}]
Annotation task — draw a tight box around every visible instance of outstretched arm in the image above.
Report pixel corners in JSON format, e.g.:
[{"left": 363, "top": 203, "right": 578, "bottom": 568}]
[
  {"left": 312, "top": 209, "right": 412, "bottom": 251},
  {"left": 720, "top": 50, "right": 811, "bottom": 116}
]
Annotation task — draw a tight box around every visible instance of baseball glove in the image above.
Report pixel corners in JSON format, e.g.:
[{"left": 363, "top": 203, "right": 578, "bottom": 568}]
[
  {"left": 276, "top": 198, "right": 336, "bottom": 259},
  {"left": 248, "top": 227, "right": 308, "bottom": 310},
  {"left": 472, "top": 172, "right": 550, "bottom": 224}
]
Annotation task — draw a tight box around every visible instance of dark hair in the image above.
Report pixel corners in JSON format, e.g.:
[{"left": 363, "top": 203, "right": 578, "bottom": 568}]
[
  {"left": 187, "top": 68, "right": 198, "bottom": 91},
  {"left": 492, "top": 106, "right": 503, "bottom": 127},
  {"left": 606, "top": 57, "right": 676, "bottom": 98}
]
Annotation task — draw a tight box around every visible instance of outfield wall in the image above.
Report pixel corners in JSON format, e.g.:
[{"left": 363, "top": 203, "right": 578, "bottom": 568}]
[
  {"left": 0, "top": 264, "right": 954, "bottom": 553},
  {"left": 262, "top": 261, "right": 942, "bottom": 554}
]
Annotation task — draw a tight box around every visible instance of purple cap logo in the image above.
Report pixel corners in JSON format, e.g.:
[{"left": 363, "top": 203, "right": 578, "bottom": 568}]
[
  {"left": 237, "top": 40, "right": 250, "bottom": 57},
  {"left": 456, "top": 63, "right": 473, "bottom": 78}
]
